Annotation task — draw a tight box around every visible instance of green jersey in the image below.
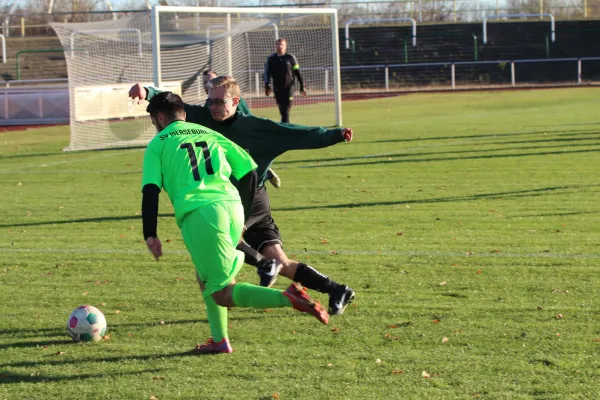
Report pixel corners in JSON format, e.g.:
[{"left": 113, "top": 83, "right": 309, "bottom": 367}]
[{"left": 142, "top": 120, "right": 257, "bottom": 227}]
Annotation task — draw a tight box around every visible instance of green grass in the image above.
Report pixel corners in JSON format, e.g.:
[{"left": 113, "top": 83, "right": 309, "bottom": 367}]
[{"left": 2, "top": 88, "right": 600, "bottom": 399}]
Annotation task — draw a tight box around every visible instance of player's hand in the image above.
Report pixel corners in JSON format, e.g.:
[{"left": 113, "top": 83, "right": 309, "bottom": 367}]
[
  {"left": 265, "top": 87, "right": 271, "bottom": 96},
  {"left": 341, "top": 128, "right": 353, "bottom": 142},
  {"left": 300, "top": 89, "right": 307, "bottom": 97},
  {"left": 129, "top": 83, "right": 147, "bottom": 104},
  {"left": 146, "top": 237, "right": 162, "bottom": 261}
]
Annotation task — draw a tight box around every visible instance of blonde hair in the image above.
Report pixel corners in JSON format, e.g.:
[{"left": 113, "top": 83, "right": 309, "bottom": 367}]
[{"left": 208, "top": 75, "right": 240, "bottom": 98}]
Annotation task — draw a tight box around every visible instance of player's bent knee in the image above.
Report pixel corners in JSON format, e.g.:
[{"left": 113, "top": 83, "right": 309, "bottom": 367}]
[{"left": 211, "top": 285, "right": 235, "bottom": 307}]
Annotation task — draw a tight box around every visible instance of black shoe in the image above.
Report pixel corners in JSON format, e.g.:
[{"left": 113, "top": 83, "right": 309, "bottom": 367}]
[
  {"left": 256, "top": 258, "right": 283, "bottom": 287},
  {"left": 328, "top": 285, "right": 355, "bottom": 315}
]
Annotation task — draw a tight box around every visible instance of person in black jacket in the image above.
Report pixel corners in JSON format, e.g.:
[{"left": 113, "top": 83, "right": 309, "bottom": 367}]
[{"left": 264, "top": 38, "right": 306, "bottom": 123}]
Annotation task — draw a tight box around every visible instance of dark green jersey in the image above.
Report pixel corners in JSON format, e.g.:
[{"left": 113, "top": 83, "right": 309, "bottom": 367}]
[
  {"left": 145, "top": 86, "right": 344, "bottom": 187},
  {"left": 237, "top": 98, "right": 252, "bottom": 116},
  {"left": 142, "top": 120, "right": 257, "bottom": 226}
]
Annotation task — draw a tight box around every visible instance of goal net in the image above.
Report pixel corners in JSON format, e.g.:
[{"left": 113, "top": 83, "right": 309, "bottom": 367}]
[{"left": 51, "top": 6, "right": 342, "bottom": 151}]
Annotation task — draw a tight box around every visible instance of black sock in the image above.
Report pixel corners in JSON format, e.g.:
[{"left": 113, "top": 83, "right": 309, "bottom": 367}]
[{"left": 293, "top": 263, "right": 341, "bottom": 294}]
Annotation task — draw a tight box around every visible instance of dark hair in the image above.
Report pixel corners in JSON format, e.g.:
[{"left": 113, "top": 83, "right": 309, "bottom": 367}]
[
  {"left": 146, "top": 91, "right": 185, "bottom": 120},
  {"left": 202, "top": 69, "right": 218, "bottom": 77},
  {"left": 276, "top": 38, "right": 287, "bottom": 44}
]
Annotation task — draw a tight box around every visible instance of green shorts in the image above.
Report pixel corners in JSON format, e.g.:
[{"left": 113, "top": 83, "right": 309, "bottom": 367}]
[{"left": 180, "top": 200, "right": 245, "bottom": 298}]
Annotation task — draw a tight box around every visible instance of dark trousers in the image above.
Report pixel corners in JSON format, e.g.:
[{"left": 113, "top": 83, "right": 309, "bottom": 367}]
[{"left": 274, "top": 87, "right": 293, "bottom": 123}]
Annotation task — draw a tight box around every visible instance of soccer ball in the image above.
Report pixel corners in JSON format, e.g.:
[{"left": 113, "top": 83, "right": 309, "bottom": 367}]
[{"left": 66, "top": 305, "right": 107, "bottom": 342}]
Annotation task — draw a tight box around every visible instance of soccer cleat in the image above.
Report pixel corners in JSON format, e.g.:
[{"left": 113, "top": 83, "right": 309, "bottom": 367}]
[
  {"left": 268, "top": 168, "right": 281, "bottom": 188},
  {"left": 256, "top": 258, "right": 283, "bottom": 288},
  {"left": 328, "top": 285, "right": 355, "bottom": 315},
  {"left": 192, "top": 338, "right": 233, "bottom": 354},
  {"left": 283, "top": 283, "right": 329, "bottom": 325}
]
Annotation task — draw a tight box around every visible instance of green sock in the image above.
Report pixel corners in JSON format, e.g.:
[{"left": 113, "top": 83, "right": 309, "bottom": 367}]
[
  {"left": 231, "top": 283, "right": 292, "bottom": 309},
  {"left": 204, "top": 295, "right": 228, "bottom": 342}
]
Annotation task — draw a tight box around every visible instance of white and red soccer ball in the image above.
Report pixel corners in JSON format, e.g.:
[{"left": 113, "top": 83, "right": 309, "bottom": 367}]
[{"left": 66, "top": 305, "right": 107, "bottom": 342}]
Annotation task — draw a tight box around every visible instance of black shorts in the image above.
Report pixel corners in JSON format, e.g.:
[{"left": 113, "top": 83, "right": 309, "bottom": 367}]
[{"left": 243, "top": 186, "right": 282, "bottom": 251}]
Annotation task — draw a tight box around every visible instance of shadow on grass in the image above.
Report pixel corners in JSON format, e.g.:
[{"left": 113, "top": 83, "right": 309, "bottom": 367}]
[
  {"left": 0, "top": 315, "right": 285, "bottom": 340},
  {"left": 0, "top": 213, "right": 174, "bottom": 228},
  {"left": 276, "top": 139, "right": 600, "bottom": 167},
  {"left": 0, "top": 368, "right": 164, "bottom": 384},
  {"left": 361, "top": 129, "right": 600, "bottom": 145},
  {"left": 296, "top": 147, "right": 600, "bottom": 171},
  {"left": 273, "top": 184, "right": 597, "bottom": 212}
]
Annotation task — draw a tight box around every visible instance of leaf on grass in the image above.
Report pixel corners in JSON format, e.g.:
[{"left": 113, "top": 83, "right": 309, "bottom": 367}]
[
  {"left": 488, "top": 210, "right": 497, "bottom": 213},
  {"left": 439, "top": 281, "right": 447, "bottom": 286},
  {"left": 331, "top": 327, "right": 340, "bottom": 333},
  {"left": 472, "top": 394, "right": 482, "bottom": 398},
  {"left": 422, "top": 371, "right": 431, "bottom": 378},
  {"left": 115, "top": 310, "right": 121, "bottom": 314},
  {"left": 396, "top": 231, "right": 404, "bottom": 236},
  {"left": 552, "top": 289, "right": 569, "bottom": 294},
  {"left": 592, "top": 338, "right": 600, "bottom": 343},
  {"left": 491, "top": 249, "right": 501, "bottom": 253},
  {"left": 326, "top": 363, "right": 334, "bottom": 367},
  {"left": 40, "top": 272, "right": 53, "bottom": 277},
  {"left": 83, "top": 292, "right": 89, "bottom": 296},
  {"left": 451, "top": 264, "right": 459, "bottom": 267},
  {"left": 475, "top": 269, "right": 483, "bottom": 275},
  {"left": 388, "top": 325, "right": 397, "bottom": 329},
  {"left": 152, "top": 376, "right": 164, "bottom": 381},
  {"left": 55, "top": 351, "right": 65, "bottom": 356},
  {"left": 442, "top": 337, "right": 449, "bottom": 344},
  {"left": 555, "top": 314, "right": 564, "bottom": 320},
  {"left": 127, "top": 333, "right": 134, "bottom": 337},
  {"left": 453, "top": 329, "right": 463, "bottom": 333},
  {"left": 175, "top": 277, "right": 185, "bottom": 281},
  {"left": 165, "top": 239, "right": 172, "bottom": 243},
  {"left": 465, "top": 251, "right": 473, "bottom": 256},
  {"left": 537, "top": 306, "right": 543, "bottom": 310},
  {"left": 149, "top": 396, "right": 158, "bottom": 400},
  {"left": 320, "top": 239, "right": 329, "bottom": 244},
  {"left": 432, "top": 319, "right": 440, "bottom": 324},
  {"left": 159, "top": 320, "right": 165, "bottom": 325},
  {"left": 119, "top": 234, "right": 127, "bottom": 239},
  {"left": 263, "top": 309, "right": 273, "bottom": 313},
  {"left": 272, "top": 394, "right": 280, "bottom": 400},
  {"left": 556, "top": 333, "right": 561, "bottom": 337},
  {"left": 330, "top": 251, "right": 339, "bottom": 255},
  {"left": 291, "top": 330, "right": 296, "bottom": 334},
  {"left": 390, "top": 370, "right": 404, "bottom": 375},
  {"left": 376, "top": 359, "right": 382, "bottom": 364},
  {"left": 102, "top": 335, "right": 111, "bottom": 340}
]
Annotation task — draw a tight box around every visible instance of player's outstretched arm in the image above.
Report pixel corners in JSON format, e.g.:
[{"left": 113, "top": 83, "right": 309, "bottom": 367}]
[{"left": 254, "top": 117, "right": 354, "bottom": 155}]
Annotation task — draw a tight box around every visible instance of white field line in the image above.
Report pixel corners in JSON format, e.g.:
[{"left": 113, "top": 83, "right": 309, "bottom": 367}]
[
  {"left": 0, "top": 149, "right": 142, "bottom": 174},
  {"left": 0, "top": 247, "right": 598, "bottom": 259}
]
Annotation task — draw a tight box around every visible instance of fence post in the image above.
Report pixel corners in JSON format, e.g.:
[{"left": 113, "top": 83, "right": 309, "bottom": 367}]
[
  {"left": 325, "top": 69, "right": 329, "bottom": 94},
  {"left": 584, "top": 0, "right": 588, "bottom": 17},
  {"left": 451, "top": 63, "right": 456, "bottom": 89},
  {"left": 385, "top": 66, "right": 389, "bottom": 91},
  {"left": 255, "top": 72, "right": 260, "bottom": 97},
  {"left": 21, "top": 17, "right": 24, "bottom": 37},
  {"left": 577, "top": 59, "right": 582, "bottom": 85},
  {"left": 511, "top": 62, "right": 516, "bottom": 86}
]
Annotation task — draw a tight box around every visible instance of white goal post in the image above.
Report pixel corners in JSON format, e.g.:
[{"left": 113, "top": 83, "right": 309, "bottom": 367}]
[{"left": 51, "top": 6, "right": 343, "bottom": 151}]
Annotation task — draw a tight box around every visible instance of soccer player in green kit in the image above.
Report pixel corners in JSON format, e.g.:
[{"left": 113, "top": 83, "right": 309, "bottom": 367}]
[
  {"left": 130, "top": 76, "right": 355, "bottom": 316},
  {"left": 141, "top": 92, "right": 329, "bottom": 354}
]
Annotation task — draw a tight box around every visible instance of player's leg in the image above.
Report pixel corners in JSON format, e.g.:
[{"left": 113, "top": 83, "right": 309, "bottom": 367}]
[
  {"left": 274, "top": 89, "right": 290, "bottom": 123},
  {"left": 260, "top": 243, "right": 355, "bottom": 316},
  {"left": 242, "top": 188, "right": 355, "bottom": 314},
  {"left": 181, "top": 204, "right": 241, "bottom": 353}
]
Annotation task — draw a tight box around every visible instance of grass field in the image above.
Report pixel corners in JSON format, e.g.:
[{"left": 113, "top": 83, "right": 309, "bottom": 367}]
[{"left": 1, "top": 88, "right": 600, "bottom": 399}]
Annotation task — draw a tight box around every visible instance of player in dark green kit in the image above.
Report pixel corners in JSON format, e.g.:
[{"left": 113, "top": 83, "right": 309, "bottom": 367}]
[
  {"left": 202, "top": 69, "right": 281, "bottom": 188},
  {"left": 130, "top": 76, "right": 355, "bottom": 316},
  {"left": 141, "top": 92, "right": 329, "bottom": 354}
]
